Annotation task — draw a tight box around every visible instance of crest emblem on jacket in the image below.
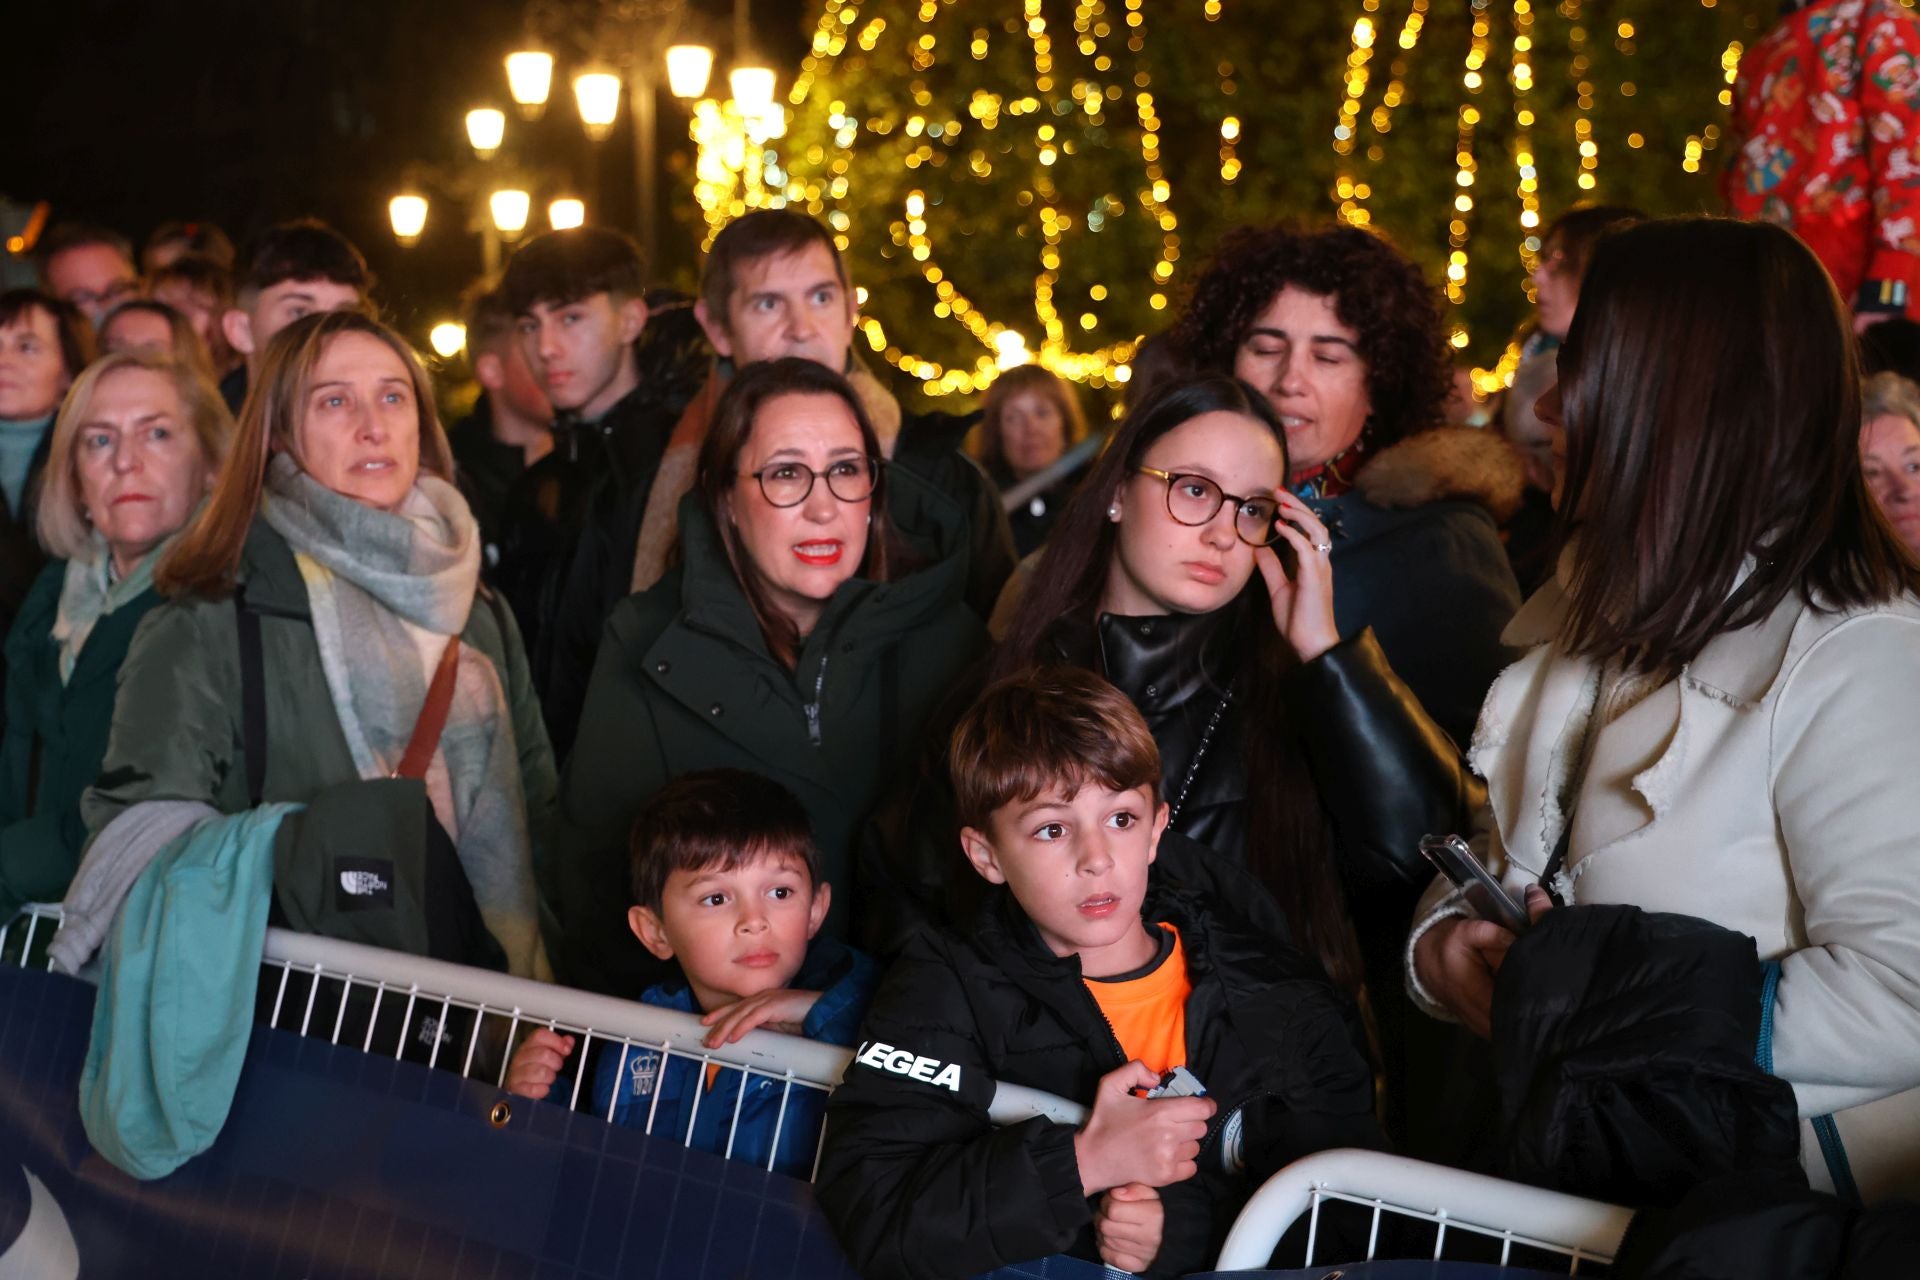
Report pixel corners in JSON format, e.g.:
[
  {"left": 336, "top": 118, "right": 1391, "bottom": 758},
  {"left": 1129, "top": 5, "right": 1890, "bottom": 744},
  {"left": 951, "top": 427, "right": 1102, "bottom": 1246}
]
[{"left": 627, "top": 1050, "right": 661, "bottom": 1097}]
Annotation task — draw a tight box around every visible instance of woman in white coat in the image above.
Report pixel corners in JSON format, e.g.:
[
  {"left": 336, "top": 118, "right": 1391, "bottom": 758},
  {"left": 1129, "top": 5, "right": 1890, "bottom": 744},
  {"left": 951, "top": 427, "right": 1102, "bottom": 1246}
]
[{"left": 1408, "top": 216, "right": 1920, "bottom": 1203}]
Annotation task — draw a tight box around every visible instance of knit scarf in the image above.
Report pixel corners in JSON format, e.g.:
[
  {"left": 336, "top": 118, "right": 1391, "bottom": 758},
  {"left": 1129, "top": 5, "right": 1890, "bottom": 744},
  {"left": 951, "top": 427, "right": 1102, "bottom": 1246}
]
[
  {"left": 51, "top": 532, "right": 168, "bottom": 684},
  {"left": 261, "top": 454, "right": 546, "bottom": 978},
  {"left": 1290, "top": 432, "right": 1375, "bottom": 501}
]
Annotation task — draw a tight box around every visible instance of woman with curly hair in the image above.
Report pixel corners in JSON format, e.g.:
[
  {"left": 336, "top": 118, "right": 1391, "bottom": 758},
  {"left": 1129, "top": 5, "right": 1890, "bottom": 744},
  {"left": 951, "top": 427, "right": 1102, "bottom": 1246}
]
[{"left": 1171, "top": 223, "right": 1524, "bottom": 747}]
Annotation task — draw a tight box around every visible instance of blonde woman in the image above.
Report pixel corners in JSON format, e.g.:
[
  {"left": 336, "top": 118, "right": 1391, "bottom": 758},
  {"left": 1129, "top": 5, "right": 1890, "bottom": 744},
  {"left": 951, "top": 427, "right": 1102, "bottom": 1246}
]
[
  {"left": 81, "top": 310, "right": 554, "bottom": 978},
  {"left": 0, "top": 351, "right": 229, "bottom": 919}
]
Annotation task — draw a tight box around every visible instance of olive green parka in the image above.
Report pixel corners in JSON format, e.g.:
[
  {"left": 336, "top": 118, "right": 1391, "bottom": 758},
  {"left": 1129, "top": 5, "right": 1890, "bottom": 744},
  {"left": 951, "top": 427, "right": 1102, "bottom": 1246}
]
[{"left": 551, "top": 467, "right": 987, "bottom": 996}]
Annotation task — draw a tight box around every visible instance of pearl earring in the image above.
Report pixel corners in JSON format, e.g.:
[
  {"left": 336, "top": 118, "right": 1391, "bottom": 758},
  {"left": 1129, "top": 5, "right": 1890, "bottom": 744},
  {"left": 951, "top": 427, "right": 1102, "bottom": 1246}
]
[{"left": 1107, "top": 503, "right": 1120, "bottom": 521}]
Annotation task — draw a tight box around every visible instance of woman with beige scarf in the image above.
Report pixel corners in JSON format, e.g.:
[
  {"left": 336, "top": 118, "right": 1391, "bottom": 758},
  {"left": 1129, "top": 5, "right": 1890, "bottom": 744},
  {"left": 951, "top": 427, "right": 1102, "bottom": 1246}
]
[{"left": 76, "top": 311, "right": 554, "bottom": 980}]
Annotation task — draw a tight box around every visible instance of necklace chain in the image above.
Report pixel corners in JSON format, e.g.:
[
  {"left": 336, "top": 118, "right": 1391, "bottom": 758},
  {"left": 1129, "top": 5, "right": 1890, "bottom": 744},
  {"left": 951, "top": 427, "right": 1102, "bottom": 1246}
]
[{"left": 1167, "top": 680, "right": 1236, "bottom": 823}]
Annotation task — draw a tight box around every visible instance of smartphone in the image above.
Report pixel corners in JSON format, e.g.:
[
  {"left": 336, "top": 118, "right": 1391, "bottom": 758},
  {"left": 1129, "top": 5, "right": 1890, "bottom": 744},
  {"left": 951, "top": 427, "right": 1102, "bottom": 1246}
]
[
  {"left": 1143, "top": 1066, "right": 1207, "bottom": 1100},
  {"left": 1418, "top": 834, "right": 1532, "bottom": 935}
]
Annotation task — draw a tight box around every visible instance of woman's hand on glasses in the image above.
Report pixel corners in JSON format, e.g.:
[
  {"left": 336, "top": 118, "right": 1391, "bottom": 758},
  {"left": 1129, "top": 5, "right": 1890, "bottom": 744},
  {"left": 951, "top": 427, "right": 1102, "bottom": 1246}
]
[{"left": 1254, "top": 490, "right": 1340, "bottom": 662}]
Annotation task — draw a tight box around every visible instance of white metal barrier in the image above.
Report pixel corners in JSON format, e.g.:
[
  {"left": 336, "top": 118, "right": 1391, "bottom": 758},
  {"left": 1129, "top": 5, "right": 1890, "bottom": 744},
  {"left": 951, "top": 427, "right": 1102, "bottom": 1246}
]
[
  {"left": 1213, "top": 1148, "right": 1633, "bottom": 1274},
  {"left": 1, "top": 904, "right": 1084, "bottom": 1180}
]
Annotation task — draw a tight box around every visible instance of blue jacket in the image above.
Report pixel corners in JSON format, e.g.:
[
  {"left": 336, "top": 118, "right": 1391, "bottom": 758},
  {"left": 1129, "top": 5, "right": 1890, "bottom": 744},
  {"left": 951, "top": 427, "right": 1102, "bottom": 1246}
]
[{"left": 590, "top": 936, "right": 876, "bottom": 1177}]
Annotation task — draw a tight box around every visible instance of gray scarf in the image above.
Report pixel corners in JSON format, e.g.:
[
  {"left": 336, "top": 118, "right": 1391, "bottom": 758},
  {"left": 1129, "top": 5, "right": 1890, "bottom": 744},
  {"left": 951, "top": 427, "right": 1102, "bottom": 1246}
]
[
  {"left": 52, "top": 533, "right": 168, "bottom": 684},
  {"left": 261, "top": 454, "right": 547, "bottom": 978}
]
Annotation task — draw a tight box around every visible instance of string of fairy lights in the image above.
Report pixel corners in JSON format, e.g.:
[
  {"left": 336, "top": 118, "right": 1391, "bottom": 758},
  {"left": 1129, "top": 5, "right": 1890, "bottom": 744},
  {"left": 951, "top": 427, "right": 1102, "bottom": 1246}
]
[
  {"left": 1332, "top": 0, "right": 1752, "bottom": 394},
  {"left": 688, "top": 0, "right": 1759, "bottom": 397}
]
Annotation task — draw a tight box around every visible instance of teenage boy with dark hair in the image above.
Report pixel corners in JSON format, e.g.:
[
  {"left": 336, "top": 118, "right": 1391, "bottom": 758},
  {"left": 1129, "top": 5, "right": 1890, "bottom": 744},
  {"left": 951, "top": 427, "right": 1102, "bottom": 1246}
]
[
  {"left": 38, "top": 223, "right": 140, "bottom": 328},
  {"left": 218, "top": 219, "right": 374, "bottom": 411},
  {"left": 448, "top": 286, "right": 553, "bottom": 559},
  {"left": 504, "top": 769, "right": 875, "bottom": 1176},
  {"left": 817, "top": 666, "right": 1381, "bottom": 1279},
  {"left": 492, "top": 227, "right": 681, "bottom": 753}
]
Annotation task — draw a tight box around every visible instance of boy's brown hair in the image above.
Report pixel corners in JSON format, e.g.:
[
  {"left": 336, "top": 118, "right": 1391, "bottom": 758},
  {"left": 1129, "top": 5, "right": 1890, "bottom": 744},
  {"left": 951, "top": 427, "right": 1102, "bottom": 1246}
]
[
  {"left": 949, "top": 666, "right": 1163, "bottom": 831},
  {"left": 628, "top": 769, "right": 821, "bottom": 911}
]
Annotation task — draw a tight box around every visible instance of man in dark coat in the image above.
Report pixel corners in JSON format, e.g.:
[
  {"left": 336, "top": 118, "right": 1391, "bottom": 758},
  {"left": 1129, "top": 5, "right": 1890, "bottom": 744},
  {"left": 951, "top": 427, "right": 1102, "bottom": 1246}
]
[
  {"left": 447, "top": 287, "right": 552, "bottom": 564},
  {"left": 493, "top": 228, "right": 682, "bottom": 755}
]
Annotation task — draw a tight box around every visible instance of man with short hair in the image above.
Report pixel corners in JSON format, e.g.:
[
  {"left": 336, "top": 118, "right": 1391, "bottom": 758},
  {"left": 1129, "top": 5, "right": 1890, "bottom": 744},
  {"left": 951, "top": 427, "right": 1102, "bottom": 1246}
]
[
  {"left": 38, "top": 224, "right": 140, "bottom": 327},
  {"left": 449, "top": 287, "right": 553, "bottom": 560},
  {"left": 493, "top": 228, "right": 682, "bottom": 752},
  {"left": 218, "top": 219, "right": 373, "bottom": 411}
]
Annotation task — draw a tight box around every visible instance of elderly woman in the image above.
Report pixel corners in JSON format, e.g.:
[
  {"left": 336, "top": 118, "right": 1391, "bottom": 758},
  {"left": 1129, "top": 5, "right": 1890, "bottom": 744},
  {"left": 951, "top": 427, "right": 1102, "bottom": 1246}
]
[
  {"left": 553, "top": 357, "right": 987, "bottom": 997},
  {"left": 81, "top": 310, "right": 554, "bottom": 977},
  {"left": 973, "top": 364, "right": 1093, "bottom": 555},
  {"left": 1410, "top": 219, "right": 1920, "bottom": 1203},
  {"left": 1170, "top": 224, "right": 1524, "bottom": 747},
  {"left": 0, "top": 289, "right": 95, "bottom": 644},
  {"left": 1860, "top": 370, "right": 1920, "bottom": 559},
  {"left": 0, "top": 352, "right": 229, "bottom": 918}
]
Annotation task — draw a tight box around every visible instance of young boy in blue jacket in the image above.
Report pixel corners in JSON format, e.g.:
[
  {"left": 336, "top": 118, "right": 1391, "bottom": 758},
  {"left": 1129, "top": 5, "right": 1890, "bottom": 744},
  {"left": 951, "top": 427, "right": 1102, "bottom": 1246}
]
[{"left": 506, "top": 769, "right": 875, "bottom": 1176}]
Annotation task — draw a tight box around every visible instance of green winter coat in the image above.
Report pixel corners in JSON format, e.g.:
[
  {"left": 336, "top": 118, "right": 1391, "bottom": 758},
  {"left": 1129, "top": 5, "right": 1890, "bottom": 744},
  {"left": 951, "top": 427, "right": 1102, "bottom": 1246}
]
[
  {"left": 81, "top": 519, "right": 558, "bottom": 957},
  {"left": 552, "top": 467, "right": 988, "bottom": 996},
  {"left": 0, "top": 561, "right": 166, "bottom": 918}
]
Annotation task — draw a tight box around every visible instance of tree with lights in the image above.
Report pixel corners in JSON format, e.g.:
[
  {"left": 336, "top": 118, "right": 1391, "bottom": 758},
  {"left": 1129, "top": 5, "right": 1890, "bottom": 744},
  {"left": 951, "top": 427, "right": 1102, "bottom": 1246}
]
[{"left": 706, "top": 0, "right": 1781, "bottom": 404}]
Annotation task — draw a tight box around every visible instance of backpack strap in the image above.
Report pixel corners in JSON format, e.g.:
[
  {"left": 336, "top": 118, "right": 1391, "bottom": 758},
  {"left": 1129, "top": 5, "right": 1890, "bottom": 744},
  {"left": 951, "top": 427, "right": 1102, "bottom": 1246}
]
[
  {"left": 1755, "top": 958, "right": 1861, "bottom": 1204},
  {"left": 234, "top": 586, "right": 267, "bottom": 808},
  {"left": 392, "top": 638, "right": 462, "bottom": 781}
]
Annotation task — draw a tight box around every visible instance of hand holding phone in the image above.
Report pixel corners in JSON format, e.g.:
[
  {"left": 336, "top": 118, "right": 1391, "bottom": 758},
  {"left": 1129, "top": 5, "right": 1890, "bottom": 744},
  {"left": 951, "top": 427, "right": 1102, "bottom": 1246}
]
[{"left": 1419, "top": 834, "right": 1532, "bottom": 935}]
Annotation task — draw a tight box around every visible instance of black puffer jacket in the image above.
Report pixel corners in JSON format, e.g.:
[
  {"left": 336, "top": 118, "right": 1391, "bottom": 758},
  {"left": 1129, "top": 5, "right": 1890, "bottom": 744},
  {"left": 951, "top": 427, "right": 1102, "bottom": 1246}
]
[
  {"left": 1616, "top": 1169, "right": 1920, "bottom": 1280},
  {"left": 491, "top": 381, "right": 680, "bottom": 754},
  {"left": 816, "top": 884, "right": 1383, "bottom": 1279},
  {"left": 1491, "top": 904, "right": 1803, "bottom": 1205}
]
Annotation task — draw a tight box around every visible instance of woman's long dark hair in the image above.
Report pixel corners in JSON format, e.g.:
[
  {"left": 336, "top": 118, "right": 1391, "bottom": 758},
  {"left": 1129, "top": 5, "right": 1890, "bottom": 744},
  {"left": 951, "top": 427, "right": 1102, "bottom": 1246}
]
[
  {"left": 1556, "top": 218, "right": 1920, "bottom": 676},
  {"left": 993, "top": 374, "right": 1363, "bottom": 993},
  {"left": 695, "top": 357, "right": 900, "bottom": 668}
]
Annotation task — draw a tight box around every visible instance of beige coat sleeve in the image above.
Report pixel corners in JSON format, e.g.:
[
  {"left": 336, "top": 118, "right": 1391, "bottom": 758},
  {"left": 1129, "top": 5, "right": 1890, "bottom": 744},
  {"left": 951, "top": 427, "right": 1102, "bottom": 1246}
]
[
  {"left": 1402, "top": 807, "right": 1517, "bottom": 1018},
  {"left": 1768, "top": 613, "right": 1920, "bottom": 1118}
]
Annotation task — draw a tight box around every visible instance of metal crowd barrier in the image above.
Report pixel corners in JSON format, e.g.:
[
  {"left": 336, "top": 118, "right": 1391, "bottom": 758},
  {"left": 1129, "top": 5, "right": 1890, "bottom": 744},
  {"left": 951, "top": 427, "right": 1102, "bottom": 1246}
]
[
  {"left": 1213, "top": 1148, "right": 1632, "bottom": 1275},
  {"left": 6, "top": 907, "right": 1631, "bottom": 1273},
  {"left": 1, "top": 904, "right": 1084, "bottom": 1182}
]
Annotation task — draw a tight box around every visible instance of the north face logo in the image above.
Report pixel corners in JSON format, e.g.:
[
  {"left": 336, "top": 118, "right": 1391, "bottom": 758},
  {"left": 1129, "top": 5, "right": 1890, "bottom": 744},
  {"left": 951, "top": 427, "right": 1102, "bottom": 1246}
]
[
  {"left": 334, "top": 857, "right": 397, "bottom": 911},
  {"left": 339, "top": 870, "right": 390, "bottom": 897},
  {"left": 854, "top": 1041, "right": 963, "bottom": 1092}
]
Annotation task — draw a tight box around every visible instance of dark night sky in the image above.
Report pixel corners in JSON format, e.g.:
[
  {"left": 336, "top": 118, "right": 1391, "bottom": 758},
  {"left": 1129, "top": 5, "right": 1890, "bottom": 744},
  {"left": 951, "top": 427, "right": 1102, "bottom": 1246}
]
[{"left": 4, "top": 0, "right": 810, "bottom": 336}]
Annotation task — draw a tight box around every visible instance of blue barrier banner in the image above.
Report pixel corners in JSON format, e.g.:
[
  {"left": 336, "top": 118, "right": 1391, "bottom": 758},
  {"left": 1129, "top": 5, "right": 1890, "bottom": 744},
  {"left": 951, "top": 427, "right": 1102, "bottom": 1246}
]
[
  {"left": 0, "top": 961, "right": 1127, "bottom": 1280},
  {"left": 0, "top": 961, "right": 869, "bottom": 1278}
]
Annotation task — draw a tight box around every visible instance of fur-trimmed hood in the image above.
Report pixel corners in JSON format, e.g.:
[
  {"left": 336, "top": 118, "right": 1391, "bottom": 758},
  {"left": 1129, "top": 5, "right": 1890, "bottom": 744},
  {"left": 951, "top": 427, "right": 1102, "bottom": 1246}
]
[{"left": 1354, "top": 426, "right": 1526, "bottom": 523}]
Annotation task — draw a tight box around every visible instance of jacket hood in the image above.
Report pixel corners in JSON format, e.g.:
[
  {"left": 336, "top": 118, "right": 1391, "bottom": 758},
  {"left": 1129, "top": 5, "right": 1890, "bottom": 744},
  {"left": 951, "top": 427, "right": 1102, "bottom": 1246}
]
[{"left": 1355, "top": 426, "right": 1527, "bottom": 522}]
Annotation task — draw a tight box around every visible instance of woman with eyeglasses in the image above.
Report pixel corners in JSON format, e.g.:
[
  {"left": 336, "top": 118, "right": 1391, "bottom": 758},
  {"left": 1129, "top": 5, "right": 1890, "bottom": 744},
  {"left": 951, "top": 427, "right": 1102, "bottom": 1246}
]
[
  {"left": 551, "top": 358, "right": 988, "bottom": 996},
  {"left": 969, "top": 374, "right": 1467, "bottom": 1133}
]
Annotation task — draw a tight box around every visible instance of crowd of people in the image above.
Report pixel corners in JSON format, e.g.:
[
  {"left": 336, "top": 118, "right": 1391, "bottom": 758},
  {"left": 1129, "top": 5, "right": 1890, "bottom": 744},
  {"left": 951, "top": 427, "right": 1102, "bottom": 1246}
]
[{"left": 4, "top": 178, "right": 1920, "bottom": 1277}]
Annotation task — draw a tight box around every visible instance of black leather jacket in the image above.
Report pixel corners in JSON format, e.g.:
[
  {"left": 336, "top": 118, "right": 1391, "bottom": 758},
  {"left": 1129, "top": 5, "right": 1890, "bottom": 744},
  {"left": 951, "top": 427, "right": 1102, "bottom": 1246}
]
[{"left": 1063, "top": 610, "right": 1470, "bottom": 913}]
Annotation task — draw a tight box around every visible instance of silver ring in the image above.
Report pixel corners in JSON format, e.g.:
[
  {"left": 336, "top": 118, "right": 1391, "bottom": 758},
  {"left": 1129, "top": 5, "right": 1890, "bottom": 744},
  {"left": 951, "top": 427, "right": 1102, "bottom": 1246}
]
[{"left": 1313, "top": 541, "right": 1333, "bottom": 553}]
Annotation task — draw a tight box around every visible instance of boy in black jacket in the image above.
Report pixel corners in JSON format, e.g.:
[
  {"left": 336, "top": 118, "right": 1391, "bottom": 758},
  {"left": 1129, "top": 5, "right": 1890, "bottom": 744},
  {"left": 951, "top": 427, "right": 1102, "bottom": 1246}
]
[{"left": 817, "top": 667, "right": 1382, "bottom": 1278}]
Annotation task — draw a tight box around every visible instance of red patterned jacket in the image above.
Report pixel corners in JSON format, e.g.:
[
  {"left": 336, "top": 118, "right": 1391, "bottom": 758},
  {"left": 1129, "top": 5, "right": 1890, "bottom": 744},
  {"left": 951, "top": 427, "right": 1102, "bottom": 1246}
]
[{"left": 1726, "top": 0, "right": 1920, "bottom": 317}]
